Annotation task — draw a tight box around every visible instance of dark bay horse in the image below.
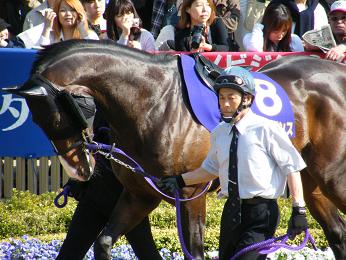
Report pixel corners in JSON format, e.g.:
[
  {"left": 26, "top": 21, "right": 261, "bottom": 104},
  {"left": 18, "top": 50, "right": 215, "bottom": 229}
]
[
  {"left": 259, "top": 56, "right": 346, "bottom": 259},
  {"left": 6, "top": 40, "right": 346, "bottom": 259},
  {"left": 11, "top": 40, "right": 211, "bottom": 259}
]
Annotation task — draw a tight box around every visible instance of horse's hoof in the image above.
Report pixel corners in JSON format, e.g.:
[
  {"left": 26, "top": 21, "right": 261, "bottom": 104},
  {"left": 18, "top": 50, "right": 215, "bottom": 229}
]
[{"left": 94, "top": 235, "right": 113, "bottom": 260}]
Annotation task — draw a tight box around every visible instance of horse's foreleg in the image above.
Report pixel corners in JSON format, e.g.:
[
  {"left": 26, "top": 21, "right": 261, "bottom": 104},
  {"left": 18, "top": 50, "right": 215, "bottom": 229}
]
[
  {"left": 301, "top": 170, "right": 346, "bottom": 259},
  {"left": 94, "top": 189, "right": 161, "bottom": 260},
  {"left": 180, "top": 189, "right": 207, "bottom": 260}
]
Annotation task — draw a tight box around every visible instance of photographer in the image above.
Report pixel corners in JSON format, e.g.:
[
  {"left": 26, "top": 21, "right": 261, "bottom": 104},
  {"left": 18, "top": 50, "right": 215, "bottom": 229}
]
[
  {"left": 105, "top": 0, "right": 155, "bottom": 51},
  {"left": 174, "top": 0, "right": 229, "bottom": 52}
]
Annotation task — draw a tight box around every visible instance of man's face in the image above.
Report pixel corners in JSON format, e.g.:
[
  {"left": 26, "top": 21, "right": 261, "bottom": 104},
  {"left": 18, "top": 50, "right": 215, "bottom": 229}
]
[
  {"left": 218, "top": 88, "right": 243, "bottom": 118},
  {"left": 329, "top": 11, "right": 346, "bottom": 35},
  {"left": 83, "top": 0, "right": 105, "bottom": 21}
]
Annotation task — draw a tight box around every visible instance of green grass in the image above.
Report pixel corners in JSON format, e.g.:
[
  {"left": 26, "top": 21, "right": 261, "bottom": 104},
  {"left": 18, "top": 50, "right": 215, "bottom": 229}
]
[{"left": 0, "top": 189, "right": 333, "bottom": 252}]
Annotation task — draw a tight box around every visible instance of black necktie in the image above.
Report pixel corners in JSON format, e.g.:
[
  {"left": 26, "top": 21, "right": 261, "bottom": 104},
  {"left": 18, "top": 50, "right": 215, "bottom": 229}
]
[{"left": 228, "top": 125, "right": 241, "bottom": 228}]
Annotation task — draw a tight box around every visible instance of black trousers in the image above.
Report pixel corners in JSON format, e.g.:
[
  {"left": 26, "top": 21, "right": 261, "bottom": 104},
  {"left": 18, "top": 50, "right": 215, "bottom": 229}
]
[
  {"left": 56, "top": 158, "right": 161, "bottom": 260},
  {"left": 219, "top": 198, "right": 280, "bottom": 260}
]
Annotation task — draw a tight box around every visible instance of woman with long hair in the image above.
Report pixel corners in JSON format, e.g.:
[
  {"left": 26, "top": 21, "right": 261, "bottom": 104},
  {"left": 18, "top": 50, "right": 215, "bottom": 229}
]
[
  {"left": 243, "top": 3, "right": 304, "bottom": 52},
  {"left": 104, "top": 0, "right": 155, "bottom": 51},
  {"left": 270, "top": 0, "right": 329, "bottom": 38},
  {"left": 38, "top": 0, "right": 98, "bottom": 45},
  {"left": 174, "top": 0, "right": 229, "bottom": 51}
]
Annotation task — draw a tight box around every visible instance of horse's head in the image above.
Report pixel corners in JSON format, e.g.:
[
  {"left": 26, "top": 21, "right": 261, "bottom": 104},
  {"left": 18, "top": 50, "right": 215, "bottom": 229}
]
[{"left": 5, "top": 74, "right": 96, "bottom": 181}]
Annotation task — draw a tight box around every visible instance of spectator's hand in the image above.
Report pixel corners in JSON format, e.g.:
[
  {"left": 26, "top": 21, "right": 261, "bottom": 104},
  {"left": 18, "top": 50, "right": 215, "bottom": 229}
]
[
  {"left": 119, "top": 17, "right": 133, "bottom": 37},
  {"left": 43, "top": 8, "right": 56, "bottom": 30},
  {"left": 76, "top": 13, "right": 88, "bottom": 37},
  {"left": 198, "top": 36, "right": 212, "bottom": 52},
  {"left": 325, "top": 45, "right": 346, "bottom": 61},
  {"left": 156, "top": 176, "right": 186, "bottom": 193},
  {"left": 287, "top": 206, "right": 308, "bottom": 239},
  {"left": 190, "top": 35, "right": 212, "bottom": 52},
  {"left": 0, "top": 38, "right": 8, "bottom": 47},
  {"left": 128, "top": 40, "right": 141, "bottom": 49}
]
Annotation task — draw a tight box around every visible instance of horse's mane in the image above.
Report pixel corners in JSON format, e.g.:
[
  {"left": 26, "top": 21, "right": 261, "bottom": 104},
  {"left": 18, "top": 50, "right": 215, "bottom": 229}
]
[{"left": 32, "top": 39, "right": 176, "bottom": 74}]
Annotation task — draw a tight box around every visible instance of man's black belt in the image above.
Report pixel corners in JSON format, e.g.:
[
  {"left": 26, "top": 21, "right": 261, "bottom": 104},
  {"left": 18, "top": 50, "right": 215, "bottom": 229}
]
[{"left": 241, "top": 197, "right": 276, "bottom": 205}]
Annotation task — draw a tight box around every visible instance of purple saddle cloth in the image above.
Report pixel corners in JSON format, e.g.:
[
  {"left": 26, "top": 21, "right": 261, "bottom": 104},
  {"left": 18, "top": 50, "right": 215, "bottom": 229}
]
[
  {"left": 180, "top": 54, "right": 296, "bottom": 137},
  {"left": 180, "top": 54, "right": 221, "bottom": 132}
]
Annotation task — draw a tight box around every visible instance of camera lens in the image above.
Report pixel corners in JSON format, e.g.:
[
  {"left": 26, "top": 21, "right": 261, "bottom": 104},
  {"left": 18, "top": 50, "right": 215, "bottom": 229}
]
[
  {"left": 129, "top": 26, "right": 141, "bottom": 41},
  {"left": 190, "top": 24, "right": 205, "bottom": 49}
]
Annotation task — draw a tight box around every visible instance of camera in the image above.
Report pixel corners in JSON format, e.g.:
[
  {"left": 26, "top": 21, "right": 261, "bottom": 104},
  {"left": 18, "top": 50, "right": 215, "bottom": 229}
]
[
  {"left": 190, "top": 24, "right": 206, "bottom": 49},
  {"left": 129, "top": 18, "right": 141, "bottom": 41}
]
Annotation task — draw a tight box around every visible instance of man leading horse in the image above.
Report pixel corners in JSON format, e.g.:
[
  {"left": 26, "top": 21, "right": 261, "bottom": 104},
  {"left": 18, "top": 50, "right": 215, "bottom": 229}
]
[{"left": 158, "top": 66, "right": 309, "bottom": 260}]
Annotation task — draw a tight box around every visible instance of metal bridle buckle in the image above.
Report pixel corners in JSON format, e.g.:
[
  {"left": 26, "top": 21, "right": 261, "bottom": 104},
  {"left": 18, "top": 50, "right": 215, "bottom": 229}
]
[{"left": 104, "top": 143, "right": 116, "bottom": 160}]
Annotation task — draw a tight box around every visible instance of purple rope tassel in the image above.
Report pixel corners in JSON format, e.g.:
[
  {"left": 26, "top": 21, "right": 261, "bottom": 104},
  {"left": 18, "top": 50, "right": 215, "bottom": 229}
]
[
  {"left": 230, "top": 229, "right": 317, "bottom": 260},
  {"left": 54, "top": 185, "right": 71, "bottom": 208},
  {"left": 258, "top": 229, "right": 317, "bottom": 255}
]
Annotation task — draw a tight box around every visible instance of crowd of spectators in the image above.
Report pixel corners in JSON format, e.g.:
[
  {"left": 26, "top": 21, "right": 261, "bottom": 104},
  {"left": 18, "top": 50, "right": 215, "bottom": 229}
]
[{"left": 0, "top": 0, "right": 345, "bottom": 58}]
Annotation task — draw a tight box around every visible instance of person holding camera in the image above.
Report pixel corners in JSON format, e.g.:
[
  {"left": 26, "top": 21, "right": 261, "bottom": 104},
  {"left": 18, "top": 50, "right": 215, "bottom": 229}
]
[
  {"left": 37, "top": 0, "right": 98, "bottom": 46},
  {"left": 105, "top": 0, "right": 155, "bottom": 51},
  {"left": 174, "top": 0, "right": 229, "bottom": 51}
]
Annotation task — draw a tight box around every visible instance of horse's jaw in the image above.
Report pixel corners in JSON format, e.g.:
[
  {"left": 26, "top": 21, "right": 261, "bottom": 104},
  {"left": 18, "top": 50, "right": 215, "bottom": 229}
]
[{"left": 58, "top": 153, "right": 95, "bottom": 182}]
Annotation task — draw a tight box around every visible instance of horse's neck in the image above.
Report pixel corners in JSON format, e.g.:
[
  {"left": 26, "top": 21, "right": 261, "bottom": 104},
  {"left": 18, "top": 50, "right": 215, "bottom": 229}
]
[{"left": 89, "top": 57, "right": 183, "bottom": 140}]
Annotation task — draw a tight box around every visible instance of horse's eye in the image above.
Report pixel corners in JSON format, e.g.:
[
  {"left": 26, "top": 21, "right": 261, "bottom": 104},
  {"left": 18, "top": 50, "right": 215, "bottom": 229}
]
[
  {"left": 52, "top": 113, "right": 62, "bottom": 129},
  {"left": 53, "top": 118, "right": 61, "bottom": 128}
]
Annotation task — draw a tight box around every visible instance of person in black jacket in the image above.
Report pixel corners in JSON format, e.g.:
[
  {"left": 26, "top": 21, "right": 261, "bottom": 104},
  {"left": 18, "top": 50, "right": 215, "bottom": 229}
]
[
  {"left": 57, "top": 109, "right": 161, "bottom": 260},
  {"left": 174, "top": 0, "right": 230, "bottom": 51}
]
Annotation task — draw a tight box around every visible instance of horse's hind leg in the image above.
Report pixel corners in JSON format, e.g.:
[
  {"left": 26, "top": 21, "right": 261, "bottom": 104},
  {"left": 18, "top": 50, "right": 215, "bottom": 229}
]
[
  {"left": 301, "top": 170, "right": 346, "bottom": 259},
  {"left": 94, "top": 189, "right": 161, "bottom": 260}
]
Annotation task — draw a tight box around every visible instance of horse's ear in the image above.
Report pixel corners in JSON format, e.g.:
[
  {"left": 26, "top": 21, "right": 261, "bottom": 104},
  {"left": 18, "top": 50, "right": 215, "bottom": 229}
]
[{"left": 2, "top": 85, "right": 48, "bottom": 97}]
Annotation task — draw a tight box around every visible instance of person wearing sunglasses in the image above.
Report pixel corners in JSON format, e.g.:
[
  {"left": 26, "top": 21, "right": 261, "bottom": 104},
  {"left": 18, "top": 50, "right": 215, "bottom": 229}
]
[{"left": 325, "top": 0, "right": 346, "bottom": 60}]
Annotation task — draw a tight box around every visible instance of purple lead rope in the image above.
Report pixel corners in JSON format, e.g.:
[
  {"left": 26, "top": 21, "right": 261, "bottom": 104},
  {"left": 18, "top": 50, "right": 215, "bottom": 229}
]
[
  {"left": 85, "top": 142, "right": 211, "bottom": 201},
  {"left": 87, "top": 143, "right": 157, "bottom": 180},
  {"left": 54, "top": 185, "right": 70, "bottom": 208},
  {"left": 54, "top": 141, "right": 317, "bottom": 259},
  {"left": 86, "top": 142, "right": 199, "bottom": 259},
  {"left": 175, "top": 190, "right": 195, "bottom": 260}
]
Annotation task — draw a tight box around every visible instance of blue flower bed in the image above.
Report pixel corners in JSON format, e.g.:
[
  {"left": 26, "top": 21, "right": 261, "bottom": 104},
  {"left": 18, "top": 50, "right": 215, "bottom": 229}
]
[
  {"left": 0, "top": 235, "right": 335, "bottom": 260},
  {"left": 0, "top": 235, "right": 184, "bottom": 260}
]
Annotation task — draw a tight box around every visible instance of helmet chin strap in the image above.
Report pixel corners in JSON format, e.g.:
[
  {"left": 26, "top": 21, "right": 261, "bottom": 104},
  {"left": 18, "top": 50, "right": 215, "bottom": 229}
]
[{"left": 221, "top": 95, "right": 251, "bottom": 123}]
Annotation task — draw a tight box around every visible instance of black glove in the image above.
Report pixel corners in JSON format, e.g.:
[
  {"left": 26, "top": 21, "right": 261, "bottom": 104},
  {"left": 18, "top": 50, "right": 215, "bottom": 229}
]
[
  {"left": 287, "top": 206, "right": 308, "bottom": 239},
  {"left": 156, "top": 175, "right": 186, "bottom": 193},
  {"left": 65, "top": 179, "right": 89, "bottom": 201}
]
